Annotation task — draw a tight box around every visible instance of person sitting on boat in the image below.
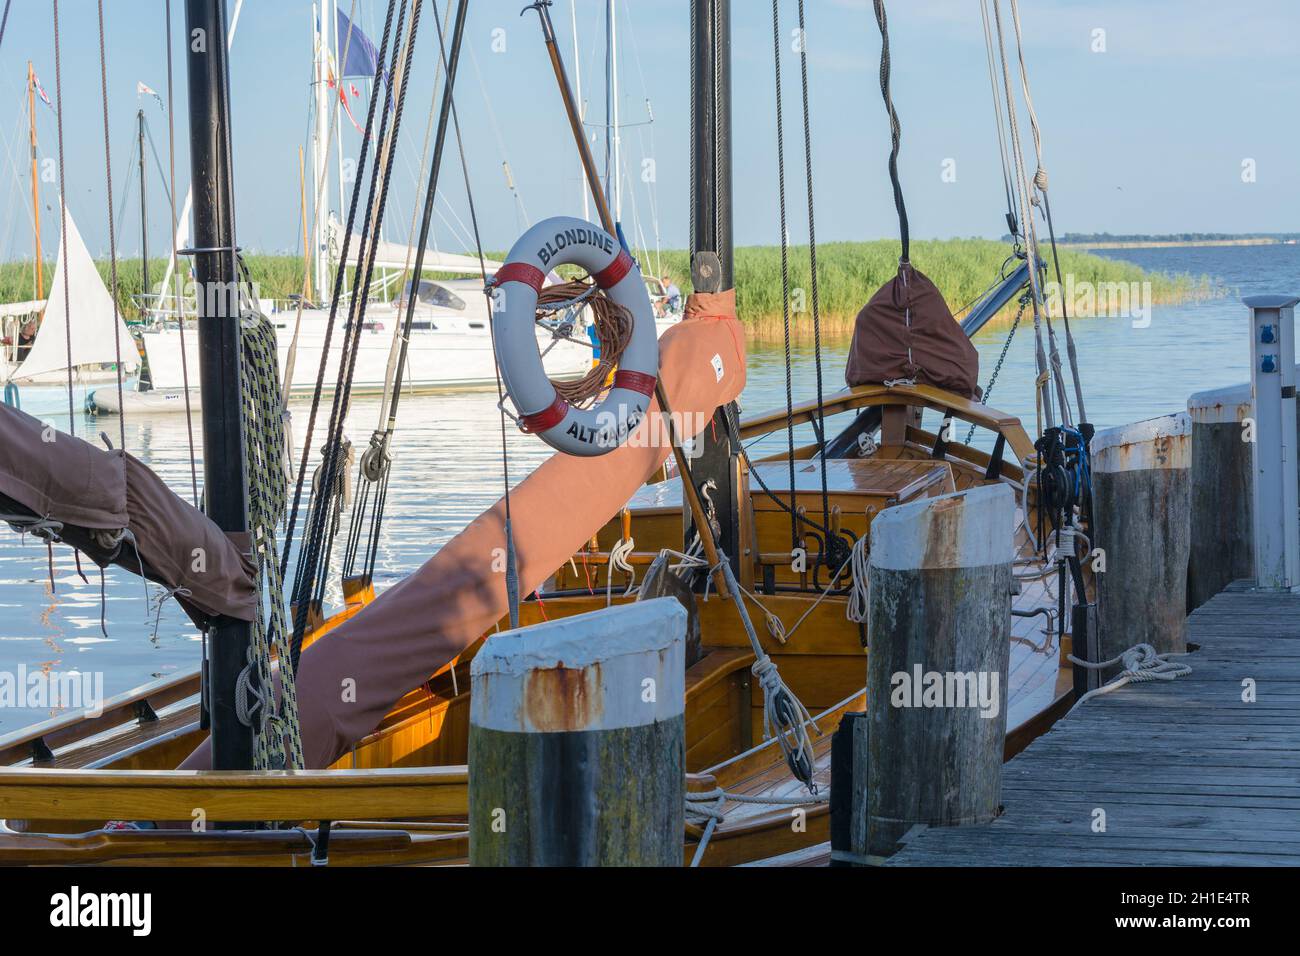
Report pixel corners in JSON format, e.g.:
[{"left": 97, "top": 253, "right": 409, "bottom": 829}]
[{"left": 662, "top": 274, "right": 682, "bottom": 314}]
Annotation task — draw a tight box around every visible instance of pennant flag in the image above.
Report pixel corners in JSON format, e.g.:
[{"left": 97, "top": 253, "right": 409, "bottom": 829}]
[
  {"left": 336, "top": 9, "right": 380, "bottom": 79},
  {"left": 136, "top": 81, "right": 165, "bottom": 112},
  {"left": 336, "top": 9, "right": 391, "bottom": 111},
  {"left": 339, "top": 88, "right": 369, "bottom": 140},
  {"left": 31, "top": 70, "right": 52, "bottom": 109}
]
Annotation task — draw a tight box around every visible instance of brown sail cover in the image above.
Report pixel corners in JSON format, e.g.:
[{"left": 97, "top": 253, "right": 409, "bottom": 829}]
[
  {"left": 844, "top": 263, "right": 980, "bottom": 399},
  {"left": 0, "top": 402, "right": 128, "bottom": 530},
  {"left": 0, "top": 403, "right": 256, "bottom": 623},
  {"left": 181, "top": 290, "right": 747, "bottom": 771}
]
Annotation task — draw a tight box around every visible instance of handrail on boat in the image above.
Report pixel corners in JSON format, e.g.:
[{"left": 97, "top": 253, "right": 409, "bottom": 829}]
[
  {"left": 738, "top": 382, "right": 1035, "bottom": 463},
  {"left": 0, "top": 765, "right": 469, "bottom": 823}
]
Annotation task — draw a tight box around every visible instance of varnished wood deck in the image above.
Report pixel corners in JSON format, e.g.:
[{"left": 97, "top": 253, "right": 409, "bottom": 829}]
[{"left": 888, "top": 587, "right": 1300, "bottom": 866}]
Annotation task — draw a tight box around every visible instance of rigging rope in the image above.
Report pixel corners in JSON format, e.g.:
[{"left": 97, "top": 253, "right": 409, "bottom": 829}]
[
  {"left": 768, "top": 0, "right": 799, "bottom": 553},
  {"left": 794, "top": 0, "right": 832, "bottom": 538},
  {"left": 1007, "top": 0, "right": 1087, "bottom": 426},
  {"left": 161, "top": 2, "right": 198, "bottom": 503},
  {"left": 95, "top": 0, "right": 127, "bottom": 453},
  {"left": 429, "top": 0, "right": 520, "bottom": 629},
  {"left": 872, "top": 0, "right": 909, "bottom": 264},
  {"left": 287, "top": 0, "right": 407, "bottom": 670},
  {"left": 50, "top": 0, "right": 74, "bottom": 436}
]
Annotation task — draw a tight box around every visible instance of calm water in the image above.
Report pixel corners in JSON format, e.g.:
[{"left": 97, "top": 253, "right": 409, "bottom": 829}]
[{"left": 1, "top": 242, "right": 1296, "bottom": 735}]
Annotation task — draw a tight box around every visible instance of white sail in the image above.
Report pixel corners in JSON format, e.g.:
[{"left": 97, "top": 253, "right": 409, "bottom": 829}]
[{"left": 12, "top": 204, "right": 139, "bottom": 381}]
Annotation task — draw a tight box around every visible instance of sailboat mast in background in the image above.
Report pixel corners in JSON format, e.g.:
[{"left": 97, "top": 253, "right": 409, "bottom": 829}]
[
  {"left": 312, "top": 0, "right": 332, "bottom": 299},
  {"left": 27, "top": 61, "right": 43, "bottom": 303}
]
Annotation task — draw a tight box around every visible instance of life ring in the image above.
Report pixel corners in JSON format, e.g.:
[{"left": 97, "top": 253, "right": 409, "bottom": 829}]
[{"left": 491, "top": 216, "right": 659, "bottom": 457}]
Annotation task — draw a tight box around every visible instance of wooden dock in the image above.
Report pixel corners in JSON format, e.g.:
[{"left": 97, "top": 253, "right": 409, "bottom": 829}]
[{"left": 887, "top": 586, "right": 1300, "bottom": 866}]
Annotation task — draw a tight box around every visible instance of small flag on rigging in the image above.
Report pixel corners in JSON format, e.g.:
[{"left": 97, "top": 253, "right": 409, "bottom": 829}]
[
  {"left": 136, "top": 81, "right": 164, "bottom": 112},
  {"left": 31, "top": 70, "right": 52, "bottom": 109}
]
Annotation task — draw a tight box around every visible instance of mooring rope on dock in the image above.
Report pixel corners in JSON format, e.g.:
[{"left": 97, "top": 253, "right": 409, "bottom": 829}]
[{"left": 1068, "top": 642, "right": 1193, "bottom": 705}]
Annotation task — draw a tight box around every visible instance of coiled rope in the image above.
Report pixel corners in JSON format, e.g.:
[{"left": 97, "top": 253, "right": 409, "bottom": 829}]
[
  {"left": 537, "top": 279, "right": 632, "bottom": 405},
  {"left": 1068, "top": 643, "right": 1192, "bottom": 706}
]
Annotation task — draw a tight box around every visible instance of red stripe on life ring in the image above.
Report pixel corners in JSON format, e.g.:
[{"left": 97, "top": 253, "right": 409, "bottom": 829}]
[
  {"left": 519, "top": 393, "right": 569, "bottom": 434},
  {"left": 612, "top": 369, "right": 657, "bottom": 397},
  {"left": 592, "top": 249, "right": 634, "bottom": 289},
  {"left": 494, "top": 262, "right": 545, "bottom": 292}
]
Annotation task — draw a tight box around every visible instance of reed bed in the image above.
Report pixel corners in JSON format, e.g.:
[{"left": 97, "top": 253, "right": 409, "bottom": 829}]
[{"left": 0, "top": 239, "right": 1216, "bottom": 335}]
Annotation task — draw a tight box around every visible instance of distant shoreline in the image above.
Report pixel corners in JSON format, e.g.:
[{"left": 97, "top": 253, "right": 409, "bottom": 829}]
[{"left": 1061, "top": 238, "right": 1292, "bottom": 250}]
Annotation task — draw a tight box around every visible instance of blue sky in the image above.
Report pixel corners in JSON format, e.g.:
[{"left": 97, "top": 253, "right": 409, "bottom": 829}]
[{"left": 0, "top": 0, "right": 1296, "bottom": 264}]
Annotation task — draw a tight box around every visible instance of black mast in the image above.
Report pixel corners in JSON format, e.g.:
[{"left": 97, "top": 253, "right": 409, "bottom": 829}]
[
  {"left": 185, "top": 0, "right": 253, "bottom": 770},
  {"left": 137, "top": 108, "right": 149, "bottom": 310},
  {"left": 687, "top": 0, "right": 740, "bottom": 581}
]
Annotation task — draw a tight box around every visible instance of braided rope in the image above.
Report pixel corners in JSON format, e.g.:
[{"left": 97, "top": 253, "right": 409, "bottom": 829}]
[{"left": 239, "top": 310, "right": 303, "bottom": 771}]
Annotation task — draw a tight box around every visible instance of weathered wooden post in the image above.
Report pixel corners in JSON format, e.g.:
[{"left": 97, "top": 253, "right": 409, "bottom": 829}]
[
  {"left": 864, "top": 483, "right": 1015, "bottom": 858},
  {"left": 1187, "top": 384, "right": 1254, "bottom": 610},
  {"left": 469, "top": 598, "right": 687, "bottom": 866},
  {"left": 1092, "top": 413, "right": 1192, "bottom": 664}
]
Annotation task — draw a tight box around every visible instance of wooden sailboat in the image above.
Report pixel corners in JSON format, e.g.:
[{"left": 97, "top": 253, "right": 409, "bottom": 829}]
[{"left": 0, "top": 0, "right": 1092, "bottom": 867}]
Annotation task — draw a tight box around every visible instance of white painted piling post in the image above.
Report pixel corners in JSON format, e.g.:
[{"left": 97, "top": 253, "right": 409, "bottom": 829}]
[
  {"left": 468, "top": 598, "right": 687, "bottom": 866},
  {"left": 1092, "top": 413, "right": 1192, "bottom": 663},
  {"left": 1243, "top": 295, "right": 1299, "bottom": 591},
  {"left": 863, "top": 484, "right": 1015, "bottom": 859},
  {"left": 1187, "top": 383, "right": 1254, "bottom": 610}
]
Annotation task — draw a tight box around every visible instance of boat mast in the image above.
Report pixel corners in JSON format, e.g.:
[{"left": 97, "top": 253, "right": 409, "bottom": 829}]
[
  {"left": 299, "top": 144, "right": 312, "bottom": 301},
  {"left": 184, "top": 0, "right": 254, "bottom": 770},
  {"left": 137, "top": 109, "right": 149, "bottom": 310},
  {"left": 27, "top": 61, "right": 42, "bottom": 302},
  {"left": 687, "top": 0, "right": 739, "bottom": 576},
  {"left": 569, "top": 0, "right": 589, "bottom": 222},
  {"left": 312, "top": 0, "right": 331, "bottom": 300},
  {"left": 609, "top": 0, "right": 621, "bottom": 222}
]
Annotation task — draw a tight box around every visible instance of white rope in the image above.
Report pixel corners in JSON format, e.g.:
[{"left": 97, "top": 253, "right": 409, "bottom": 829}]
[
  {"left": 1069, "top": 642, "right": 1192, "bottom": 705},
  {"left": 685, "top": 785, "right": 828, "bottom": 867},
  {"left": 605, "top": 536, "right": 636, "bottom": 606},
  {"left": 846, "top": 533, "right": 871, "bottom": 624}
]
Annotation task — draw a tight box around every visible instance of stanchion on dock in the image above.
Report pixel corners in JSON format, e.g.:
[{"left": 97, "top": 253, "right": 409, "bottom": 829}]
[
  {"left": 468, "top": 598, "right": 687, "bottom": 866},
  {"left": 863, "top": 483, "right": 1015, "bottom": 859},
  {"left": 1092, "top": 413, "right": 1191, "bottom": 664},
  {"left": 1243, "top": 295, "right": 1299, "bottom": 591},
  {"left": 1187, "top": 384, "right": 1253, "bottom": 611}
]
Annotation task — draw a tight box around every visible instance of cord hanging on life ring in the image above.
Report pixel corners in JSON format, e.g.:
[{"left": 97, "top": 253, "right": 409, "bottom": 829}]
[{"left": 490, "top": 216, "right": 659, "bottom": 457}]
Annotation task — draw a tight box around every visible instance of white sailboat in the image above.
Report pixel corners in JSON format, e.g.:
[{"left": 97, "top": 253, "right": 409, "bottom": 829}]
[{"left": 1, "top": 204, "right": 139, "bottom": 388}]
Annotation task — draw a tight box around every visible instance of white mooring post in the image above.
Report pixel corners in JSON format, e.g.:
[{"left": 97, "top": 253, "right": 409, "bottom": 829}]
[
  {"left": 1243, "top": 295, "right": 1299, "bottom": 591},
  {"left": 468, "top": 598, "right": 687, "bottom": 866}
]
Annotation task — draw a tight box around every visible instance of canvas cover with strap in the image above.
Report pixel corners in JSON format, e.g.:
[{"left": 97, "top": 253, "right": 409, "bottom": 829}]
[
  {"left": 845, "top": 264, "right": 980, "bottom": 399},
  {"left": 0, "top": 403, "right": 256, "bottom": 624}
]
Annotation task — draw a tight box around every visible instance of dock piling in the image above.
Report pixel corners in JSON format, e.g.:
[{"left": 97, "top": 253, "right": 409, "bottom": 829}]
[
  {"left": 1092, "top": 413, "right": 1192, "bottom": 665},
  {"left": 468, "top": 598, "right": 687, "bottom": 866},
  {"left": 863, "top": 483, "right": 1015, "bottom": 858},
  {"left": 1187, "top": 384, "right": 1254, "bottom": 610}
]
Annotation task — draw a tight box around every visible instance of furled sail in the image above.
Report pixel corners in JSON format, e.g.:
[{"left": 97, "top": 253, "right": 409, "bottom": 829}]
[{"left": 11, "top": 203, "right": 139, "bottom": 380}]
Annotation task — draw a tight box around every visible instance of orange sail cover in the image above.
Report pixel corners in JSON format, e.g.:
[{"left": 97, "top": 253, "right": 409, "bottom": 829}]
[{"left": 183, "top": 292, "right": 746, "bottom": 769}]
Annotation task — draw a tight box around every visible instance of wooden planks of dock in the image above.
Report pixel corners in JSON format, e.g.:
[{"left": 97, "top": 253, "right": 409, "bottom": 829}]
[{"left": 887, "top": 586, "right": 1300, "bottom": 866}]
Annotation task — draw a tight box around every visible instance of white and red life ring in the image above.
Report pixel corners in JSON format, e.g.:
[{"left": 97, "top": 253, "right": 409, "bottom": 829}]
[{"left": 490, "top": 216, "right": 659, "bottom": 457}]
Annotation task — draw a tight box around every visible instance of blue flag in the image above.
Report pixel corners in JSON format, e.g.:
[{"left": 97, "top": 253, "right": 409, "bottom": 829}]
[{"left": 336, "top": 9, "right": 380, "bottom": 80}]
